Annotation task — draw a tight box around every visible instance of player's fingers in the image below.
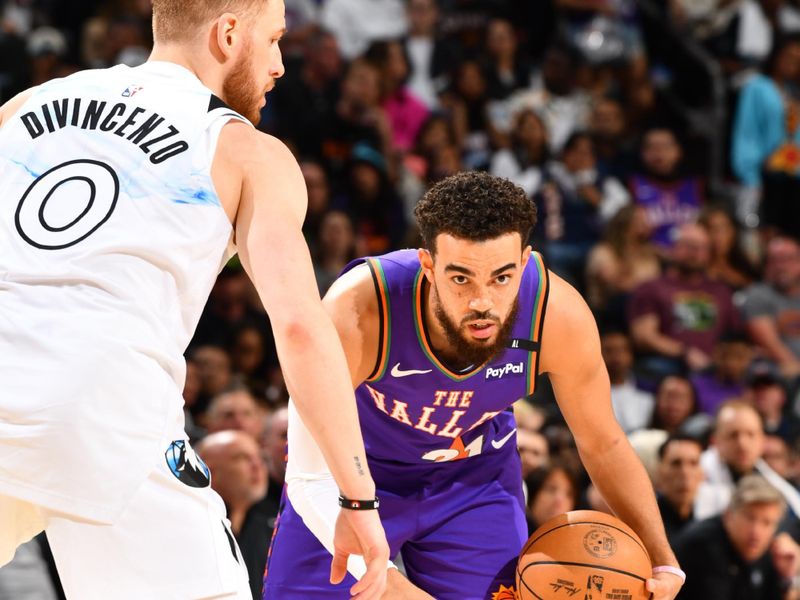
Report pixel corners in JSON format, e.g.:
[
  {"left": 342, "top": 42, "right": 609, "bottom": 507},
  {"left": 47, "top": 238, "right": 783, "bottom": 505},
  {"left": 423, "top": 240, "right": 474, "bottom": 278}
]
[
  {"left": 330, "top": 548, "right": 349, "bottom": 585},
  {"left": 349, "top": 556, "right": 385, "bottom": 600},
  {"left": 645, "top": 578, "right": 663, "bottom": 599}
]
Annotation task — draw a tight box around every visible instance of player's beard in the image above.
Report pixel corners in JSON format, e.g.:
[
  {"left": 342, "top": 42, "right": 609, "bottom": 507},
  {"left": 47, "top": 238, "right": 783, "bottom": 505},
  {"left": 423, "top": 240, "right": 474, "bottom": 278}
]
[
  {"left": 431, "top": 284, "right": 519, "bottom": 372},
  {"left": 222, "top": 40, "right": 265, "bottom": 126}
]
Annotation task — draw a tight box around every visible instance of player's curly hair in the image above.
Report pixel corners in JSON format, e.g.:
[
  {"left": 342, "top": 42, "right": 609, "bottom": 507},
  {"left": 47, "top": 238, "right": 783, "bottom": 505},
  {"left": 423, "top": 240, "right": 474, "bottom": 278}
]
[{"left": 414, "top": 171, "right": 537, "bottom": 253}]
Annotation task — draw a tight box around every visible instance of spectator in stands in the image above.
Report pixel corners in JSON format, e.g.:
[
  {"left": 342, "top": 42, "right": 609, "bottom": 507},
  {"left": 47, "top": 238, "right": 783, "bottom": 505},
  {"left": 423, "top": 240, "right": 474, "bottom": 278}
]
[
  {"left": 731, "top": 34, "right": 800, "bottom": 228},
  {"left": 742, "top": 235, "right": 800, "bottom": 380},
  {"left": 334, "top": 143, "right": 406, "bottom": 256},
  {"left": 691, "top": 332, "right": 753, "bottom": 416},
  {"left": 629, "top": 222, "right": 740, "bottom": 380},
  {"left": 319, "top": 58, "right": 391, "bottom": 179},
  {"left": 403, "top": 0, "right": 453, "bottom": 110},
  {"left": 695, "top": 400, "right": 800, "bottom": 519},
  {"left": 745, "top": 362, "right": 800, "bottom": 446},
  {"left": 676, "top": 474, "right": 800, "bottom": 600},
  {"left": 204, "top": 387, "right": 266, "bottom": 441},
  {"left": 190, "top": 345, "right": 233, "bottom": 412},
  {"left": 536, "top": 131, "right": 629, "bottom": 289},
  {"left": 268, "top": 29, "right": 343, "bottom": 156},
  {"left": 518, "top": 429, "right": 550, "bottom": 479},
  {"left": 313, "top": 210, "right": 356, "bottom": 295},
  {"left": 439, "top": 58, "right": 493, "bottom": 169},
  {"left": 320, "top": 0, "right": 408, "bottom": 60},
  {"left": 525, "top": 462, "right": 579, "bottom": 534},
  {"left": 649, "top": 375, "right": 701, "bottom": 434},
  {"left": 700, "top": 205, "right": 759, "bottom": 291},
  {"left": 601, "top": 330, "right": 655, "bottom": 433},
  {"left": 227, "top": 322, "right": 271, "bottom": 399},
  {"left": 482, "top": 17, "right": 530, "bottom": 101},
  {"left": 509, "top": 42, "right": 592, "bottom": 153},
  {"left": 513, "top": 398, "right": 546, "bottom": 434},
  {"left": 764, "top": 433, "right": 793, "bottom": 479},
  {"left": 586, "top": 203, "right": 660, "bottom": 326},
  {"left": 197, "top": 431, "right": 273, "bottom": 600},
  {"left": 299, "top": 159, "right": 332, "bottom": 251},
  {"left": 407, "top": 113, "right": 458, "bottom": 179},
  {"left": 261, "top": 406, "right": 289, "bottom": 507},
  {"left": 426, "top": 141, "right": 464, "bottom": 183},
  {"left": 193, "top": 267, "right": 253, "bottom": 347},
  {"left": 590, "top": 96, "right": 636, "bottom": 181},
  {"left": 489, "top": 108, "right": 549, "bottom": 198},
  {"left": 366, "top": 40, "right": 430, "bottom": 153},
  {"left": 629, "top": 126, "right": 704, "bottom": 254},
  {"left": 656, "top": 434, "right": 704, "bottom": 543}
]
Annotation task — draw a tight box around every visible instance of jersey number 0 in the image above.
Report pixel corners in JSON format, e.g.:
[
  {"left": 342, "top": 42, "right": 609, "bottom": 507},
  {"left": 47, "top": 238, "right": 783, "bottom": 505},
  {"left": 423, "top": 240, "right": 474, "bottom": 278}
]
[{"left": 15, "top": 159, "right": 119, "bottom": 250}]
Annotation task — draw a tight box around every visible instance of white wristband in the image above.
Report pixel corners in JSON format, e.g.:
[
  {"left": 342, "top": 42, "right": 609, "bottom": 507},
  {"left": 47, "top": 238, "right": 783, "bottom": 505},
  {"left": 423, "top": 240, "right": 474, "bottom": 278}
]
[{"left": 652, "top": 565, "right": 686, "bottom": 583}]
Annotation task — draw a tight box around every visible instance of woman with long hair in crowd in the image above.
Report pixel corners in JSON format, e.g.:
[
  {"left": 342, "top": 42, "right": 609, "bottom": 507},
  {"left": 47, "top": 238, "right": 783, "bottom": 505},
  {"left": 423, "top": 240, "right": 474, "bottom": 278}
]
[
  {"left": 699, "top": 205, "right": 759, "bottom": 291},
  {"left": 585, "top": 203, "right": 661, "bottom": 328},
  {"left": 525, "top": 461, "right": 580, "bottom": 535}
]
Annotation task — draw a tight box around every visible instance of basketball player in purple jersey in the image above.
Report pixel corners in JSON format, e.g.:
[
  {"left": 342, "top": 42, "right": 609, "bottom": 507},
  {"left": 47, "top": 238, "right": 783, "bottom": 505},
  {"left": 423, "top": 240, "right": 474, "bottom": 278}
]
[{"left": 264, "top": 172, "right": 684, "bottom": 599}]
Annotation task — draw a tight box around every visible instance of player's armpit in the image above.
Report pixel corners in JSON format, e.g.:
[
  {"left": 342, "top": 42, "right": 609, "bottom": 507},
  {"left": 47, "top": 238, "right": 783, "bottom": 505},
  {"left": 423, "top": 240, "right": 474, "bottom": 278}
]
[{"left": 322, "top": 263, "right": 382, "bottom": 387}]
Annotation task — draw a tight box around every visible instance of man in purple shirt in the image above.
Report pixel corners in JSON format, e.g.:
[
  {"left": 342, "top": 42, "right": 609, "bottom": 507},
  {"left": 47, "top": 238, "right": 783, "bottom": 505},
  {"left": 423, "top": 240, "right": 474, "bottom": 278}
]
[{"left": 630, "top": 223, "right": 740, "bottom": 382}]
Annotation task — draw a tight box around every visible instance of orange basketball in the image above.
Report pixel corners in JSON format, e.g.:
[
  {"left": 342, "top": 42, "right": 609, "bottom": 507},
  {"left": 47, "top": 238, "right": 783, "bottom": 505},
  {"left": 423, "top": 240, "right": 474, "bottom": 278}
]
[{"left": 516, "top": 510, "right": 651, "bottom": 600}]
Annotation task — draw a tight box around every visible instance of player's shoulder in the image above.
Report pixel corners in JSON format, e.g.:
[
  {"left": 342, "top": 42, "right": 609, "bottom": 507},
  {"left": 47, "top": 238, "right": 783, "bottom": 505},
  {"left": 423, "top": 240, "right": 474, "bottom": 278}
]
[
  {"left": 217, "top": 124, "right": 294, "bottom": 165},
  {"left": 324, "top": 262, "right": 378, "bottom": 315},
  {"left": 541, "top": 270, "right": 596, "bottom": 337}
]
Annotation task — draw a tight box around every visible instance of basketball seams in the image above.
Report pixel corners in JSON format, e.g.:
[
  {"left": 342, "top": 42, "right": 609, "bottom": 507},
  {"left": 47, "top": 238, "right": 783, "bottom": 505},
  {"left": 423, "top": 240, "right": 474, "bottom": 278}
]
[
  {"left": 518, "top": 560, "right": 648, "bottom": 583},
  {"left": 519, "top": 520, "right": 649, "bottom": 559}
]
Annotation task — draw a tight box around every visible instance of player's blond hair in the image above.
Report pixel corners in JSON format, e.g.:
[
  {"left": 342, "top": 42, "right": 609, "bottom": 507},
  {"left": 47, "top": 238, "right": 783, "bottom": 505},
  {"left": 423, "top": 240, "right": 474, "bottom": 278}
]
[{"left": 151, "top": 0, "right": 266, "bottom": 43}]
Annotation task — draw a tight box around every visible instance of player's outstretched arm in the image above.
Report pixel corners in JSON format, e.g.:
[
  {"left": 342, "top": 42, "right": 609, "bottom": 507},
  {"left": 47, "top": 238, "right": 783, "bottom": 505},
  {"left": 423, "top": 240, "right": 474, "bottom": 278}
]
[
  {"left": 215, "top": 124, "right": 389, "bottom": 598},
  {"left": 540, "top": 272, "right": 683, "bottom": 600}
]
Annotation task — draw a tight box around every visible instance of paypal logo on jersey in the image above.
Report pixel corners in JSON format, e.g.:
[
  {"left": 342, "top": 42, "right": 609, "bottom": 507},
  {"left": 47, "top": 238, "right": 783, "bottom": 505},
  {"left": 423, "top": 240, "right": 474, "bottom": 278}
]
[{"left": 485, "top": 362, "right": 525, "bottom": 380}]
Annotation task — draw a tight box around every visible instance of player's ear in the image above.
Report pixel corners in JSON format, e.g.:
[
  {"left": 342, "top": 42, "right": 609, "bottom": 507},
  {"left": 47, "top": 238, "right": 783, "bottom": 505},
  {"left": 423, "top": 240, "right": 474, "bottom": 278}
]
[
  {"left": 213, "top": 13, "right": 241, "bottom": 61},
  {"left": 418, "top": 248, "right": 434, "bottom": 282},
  {"left": 521, "top": 245, "right": 532, "bottom": 267}
]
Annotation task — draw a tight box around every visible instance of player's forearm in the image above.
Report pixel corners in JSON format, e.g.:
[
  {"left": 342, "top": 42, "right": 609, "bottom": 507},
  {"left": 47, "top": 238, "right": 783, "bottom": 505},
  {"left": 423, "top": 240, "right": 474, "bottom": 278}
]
[
  {"left": 579, "top": 437, "right": 678, "bottom": 568},
  {"left": 274, "top": 308, "right": 375, "bottom": 500}
]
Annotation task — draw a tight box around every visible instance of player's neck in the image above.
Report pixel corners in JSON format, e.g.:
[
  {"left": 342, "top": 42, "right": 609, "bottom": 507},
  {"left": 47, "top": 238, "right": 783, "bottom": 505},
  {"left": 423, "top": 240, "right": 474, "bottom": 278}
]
[{"left": 147, "top": 45, "right": 226, "bottom": 101}]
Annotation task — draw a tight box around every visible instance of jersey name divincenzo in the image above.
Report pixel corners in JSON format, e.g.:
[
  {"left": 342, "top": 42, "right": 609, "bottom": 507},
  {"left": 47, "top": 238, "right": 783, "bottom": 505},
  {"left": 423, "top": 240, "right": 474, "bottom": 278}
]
[{"left": 19, "top": 97, "right": 189, "bottom": 165}]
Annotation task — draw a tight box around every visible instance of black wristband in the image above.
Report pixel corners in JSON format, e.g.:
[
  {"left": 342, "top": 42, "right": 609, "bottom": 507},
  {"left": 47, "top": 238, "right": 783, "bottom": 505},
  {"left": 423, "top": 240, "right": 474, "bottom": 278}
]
[{"left": 338, "top": 495, "right": 380, "bottom": 510}]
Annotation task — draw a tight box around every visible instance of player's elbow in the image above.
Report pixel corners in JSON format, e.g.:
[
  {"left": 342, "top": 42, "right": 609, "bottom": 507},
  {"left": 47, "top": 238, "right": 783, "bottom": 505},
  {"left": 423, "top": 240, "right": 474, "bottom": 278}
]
[{"left": 273, "top": 312, "right": 317, "bottom": 349}]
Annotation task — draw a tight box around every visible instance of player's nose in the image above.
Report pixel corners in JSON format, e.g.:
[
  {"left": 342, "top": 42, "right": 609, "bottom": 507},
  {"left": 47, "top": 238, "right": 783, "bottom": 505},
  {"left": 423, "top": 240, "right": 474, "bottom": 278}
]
[{"left": 468, "top": 294, "right": 492, "bottom": 313}]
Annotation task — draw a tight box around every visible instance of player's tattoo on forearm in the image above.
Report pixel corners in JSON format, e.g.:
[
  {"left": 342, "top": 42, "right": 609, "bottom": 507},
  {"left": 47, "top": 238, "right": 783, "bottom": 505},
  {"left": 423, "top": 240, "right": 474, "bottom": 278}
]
[{"left": 354, "top": 456, "right": 365, "bottom": 476}]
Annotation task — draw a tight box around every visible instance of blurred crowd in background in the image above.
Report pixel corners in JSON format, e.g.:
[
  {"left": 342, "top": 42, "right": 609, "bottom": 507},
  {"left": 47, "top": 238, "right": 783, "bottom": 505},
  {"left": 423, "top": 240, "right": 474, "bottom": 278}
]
[{"left": 3, "top": 0, "right": 800, "bottom": 598}]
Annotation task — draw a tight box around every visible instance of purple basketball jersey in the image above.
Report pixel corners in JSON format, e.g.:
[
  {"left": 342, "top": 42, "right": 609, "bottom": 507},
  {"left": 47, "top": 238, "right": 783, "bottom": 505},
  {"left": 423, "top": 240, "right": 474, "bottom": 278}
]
[
  {"left": 344, "top": 249, "right": 549, "bottom": 465},
  {"left": 630, "top": 174, "right": 702, "bottom": 248}
]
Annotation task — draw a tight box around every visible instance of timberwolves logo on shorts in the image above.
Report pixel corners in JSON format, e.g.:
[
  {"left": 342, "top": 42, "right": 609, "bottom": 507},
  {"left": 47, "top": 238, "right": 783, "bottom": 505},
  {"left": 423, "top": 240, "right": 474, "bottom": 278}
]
[{"left": 165, "top": 440, "right": 211, "bottom": 488}]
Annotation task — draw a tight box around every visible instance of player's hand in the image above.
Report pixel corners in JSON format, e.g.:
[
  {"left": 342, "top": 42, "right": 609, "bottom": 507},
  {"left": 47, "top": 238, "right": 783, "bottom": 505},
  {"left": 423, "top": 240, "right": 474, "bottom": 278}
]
[
  {"left": 381, "top": 568, "right": 435, "bottom": 599},
  {"left": 331, "top": 508, "right": 390, "bottom": 599},
  {"left": 645, "top": 571, "right": 683, "bottom": 600}
]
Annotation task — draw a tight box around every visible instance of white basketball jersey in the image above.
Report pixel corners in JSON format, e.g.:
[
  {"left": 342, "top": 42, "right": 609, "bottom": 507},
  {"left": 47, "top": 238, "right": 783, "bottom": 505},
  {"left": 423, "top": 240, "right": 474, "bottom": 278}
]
[{"left": 0, "top": 62, "right": 250, "bottom": 522}]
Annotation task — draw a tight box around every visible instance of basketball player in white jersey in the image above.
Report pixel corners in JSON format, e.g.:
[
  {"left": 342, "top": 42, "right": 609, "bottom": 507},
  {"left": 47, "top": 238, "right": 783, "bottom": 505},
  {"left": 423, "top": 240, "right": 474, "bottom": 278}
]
[{"left": 0, "top": 1, "right": 388, "bottom": 598}]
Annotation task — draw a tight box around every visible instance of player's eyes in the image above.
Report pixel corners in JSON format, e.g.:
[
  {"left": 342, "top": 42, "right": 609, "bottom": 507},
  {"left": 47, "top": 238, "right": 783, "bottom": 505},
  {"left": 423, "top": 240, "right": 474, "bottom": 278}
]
[
  {"left": 496, "top": 275, "right": 511, "bottom": 284},
  {"left": 452, "top": 276, "right": 468, "bottom": 285}
]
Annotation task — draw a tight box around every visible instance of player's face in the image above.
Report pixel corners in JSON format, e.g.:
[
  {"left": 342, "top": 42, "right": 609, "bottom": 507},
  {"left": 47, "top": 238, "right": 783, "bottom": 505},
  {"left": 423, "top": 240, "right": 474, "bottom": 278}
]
[
  {"left": 420, "top": 233, "right": 530, "bottom": 368},
  {"left": 223, "top": 0, "right": 286, "bottom": 125}
]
